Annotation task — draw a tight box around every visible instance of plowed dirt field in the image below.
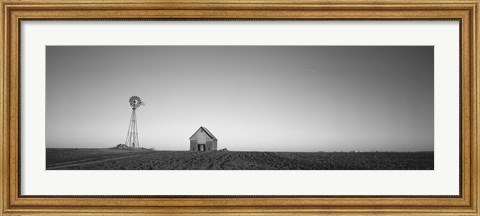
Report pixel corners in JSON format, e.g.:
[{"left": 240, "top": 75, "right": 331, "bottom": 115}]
[{"left": 46, "top": 148, "right": 434, "bottom": 170}]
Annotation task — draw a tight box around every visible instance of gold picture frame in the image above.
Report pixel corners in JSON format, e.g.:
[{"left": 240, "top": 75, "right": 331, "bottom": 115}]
[{"left": 1, "top": 0, "right": 478, "bottom": 215}]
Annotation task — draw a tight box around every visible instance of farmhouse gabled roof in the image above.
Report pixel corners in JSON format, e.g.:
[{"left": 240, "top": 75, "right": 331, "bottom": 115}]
[{"left": 189, "top": 126, "right": 217, "bottom": 140}]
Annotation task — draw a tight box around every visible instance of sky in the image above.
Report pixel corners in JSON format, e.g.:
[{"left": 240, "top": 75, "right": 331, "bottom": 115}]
[{"left": 46, "top": 46, "right": 433, "bottom": 152}]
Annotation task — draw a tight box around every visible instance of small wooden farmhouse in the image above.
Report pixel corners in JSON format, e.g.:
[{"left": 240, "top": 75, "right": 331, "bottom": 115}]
[{"left": 189, "top": 126, "right": 217, "bottom": 151}]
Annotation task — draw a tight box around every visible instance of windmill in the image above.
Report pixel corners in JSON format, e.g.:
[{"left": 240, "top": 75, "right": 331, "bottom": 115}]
[{"left": 124, "top": 96, "right": 144, "bottom": 148}]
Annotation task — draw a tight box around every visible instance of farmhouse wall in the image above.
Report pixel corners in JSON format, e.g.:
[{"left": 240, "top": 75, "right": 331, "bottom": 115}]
[
  {"left": 190, "top": 140, "right": 197, "bottom": 151},
  {"left": 210, "top": 140, "right": 217, "bottom": 151},
  {"left": 190, "top": 140, "right": 217, "bottom": 151},
  {"left": 190, "top": 130, "right": 210, "bottom": 143}
]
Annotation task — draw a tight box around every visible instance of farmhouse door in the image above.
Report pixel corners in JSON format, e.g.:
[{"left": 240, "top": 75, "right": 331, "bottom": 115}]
[{"left": 198, "top": 144, "right": 205, "bottom": 151}]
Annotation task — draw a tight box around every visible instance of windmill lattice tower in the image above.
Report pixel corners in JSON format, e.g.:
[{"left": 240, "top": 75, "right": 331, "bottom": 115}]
[{"left": 125, "top": 96, "right": 144, "bottom": 148}]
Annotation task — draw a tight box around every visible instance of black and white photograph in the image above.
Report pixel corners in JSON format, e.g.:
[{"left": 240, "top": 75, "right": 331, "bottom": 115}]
[{"left": 45, "top": 46, "right": 434, "bottom": 170}]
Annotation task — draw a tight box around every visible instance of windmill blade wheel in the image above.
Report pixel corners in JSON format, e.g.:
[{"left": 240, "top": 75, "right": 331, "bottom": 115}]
[{"left": 129, "top": 96, "right": 142, "bottom": 109}]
